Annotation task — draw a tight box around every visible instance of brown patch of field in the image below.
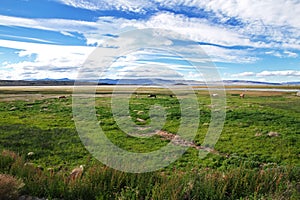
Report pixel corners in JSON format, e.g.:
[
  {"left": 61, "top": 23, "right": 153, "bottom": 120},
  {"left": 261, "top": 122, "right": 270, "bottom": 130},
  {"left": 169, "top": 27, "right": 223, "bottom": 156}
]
[
  {"left": 0, "top": 94, "right": 60, "bottom": 102},
  {"left": 224, "top": 85, "right": 300, "bottom": 90},
  {"left": 226, "top": 90, "right": 289, "bottom": 97},
  {"left": 0, "top": 86, "right": 74, "bottom": 93},
  {"left": 156, "top": 131, "right": 220, "bottom": 155},
  {"left": 0, "top": 85, "right": 297, "bottom": 102}
]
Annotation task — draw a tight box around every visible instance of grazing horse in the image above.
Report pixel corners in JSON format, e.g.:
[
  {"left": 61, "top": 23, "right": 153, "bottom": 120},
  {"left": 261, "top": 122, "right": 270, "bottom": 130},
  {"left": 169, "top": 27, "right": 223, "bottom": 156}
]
[
  {"left": 240, "top": 93, "right": 245, "bottom": 98},
  {"left": 59, "top": 95, "right": 66, "bottom": 99},
  {"left": 148, "top": 94, "right": 157, "bottom": 98}
]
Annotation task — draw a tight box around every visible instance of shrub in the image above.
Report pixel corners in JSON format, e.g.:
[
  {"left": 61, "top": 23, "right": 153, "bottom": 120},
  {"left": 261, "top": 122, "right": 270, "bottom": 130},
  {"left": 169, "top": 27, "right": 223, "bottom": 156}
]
[
  {"left": 0, "top": 174, "right": 25, "bottom": 200},
  {"left": 1, "top": 150, "right": 20, "bottom": 161}
]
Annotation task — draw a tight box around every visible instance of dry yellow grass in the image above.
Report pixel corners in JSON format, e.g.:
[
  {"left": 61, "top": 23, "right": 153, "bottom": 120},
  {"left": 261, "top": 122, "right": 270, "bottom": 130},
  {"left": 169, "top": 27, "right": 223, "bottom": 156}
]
[
  {"left": 0, "top": 174, "right": 24, "bottom": 200},
  {"left": 0, "top": 85, "right": 297, "bottom": 102}
]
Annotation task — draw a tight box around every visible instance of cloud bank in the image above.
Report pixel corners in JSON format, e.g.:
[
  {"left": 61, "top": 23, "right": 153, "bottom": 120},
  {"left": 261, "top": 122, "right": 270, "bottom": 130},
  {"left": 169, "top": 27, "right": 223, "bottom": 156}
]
[{"left": 0, "top": 0, "right": 299, "bottom": 81}]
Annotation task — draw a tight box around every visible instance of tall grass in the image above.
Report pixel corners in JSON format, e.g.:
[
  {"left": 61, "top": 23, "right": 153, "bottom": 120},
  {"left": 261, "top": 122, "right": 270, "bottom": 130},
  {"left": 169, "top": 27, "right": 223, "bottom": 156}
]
[
  {"left": 0, "top": 150, "right": 299, "bottom": 200},
  {"left": 0, "top": 173, "right": 24, "bottom": 200}
]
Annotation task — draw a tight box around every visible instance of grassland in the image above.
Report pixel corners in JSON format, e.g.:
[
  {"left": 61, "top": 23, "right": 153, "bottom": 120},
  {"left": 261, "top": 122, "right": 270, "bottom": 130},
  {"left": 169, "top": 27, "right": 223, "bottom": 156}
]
[{"left": 0, "top": 86, "right": 299, "bottom": 199}]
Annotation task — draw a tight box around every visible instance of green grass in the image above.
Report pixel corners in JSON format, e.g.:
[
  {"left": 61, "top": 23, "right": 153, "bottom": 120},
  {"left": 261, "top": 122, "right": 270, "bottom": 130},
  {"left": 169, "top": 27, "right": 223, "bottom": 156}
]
[
  {"left": 0, "top": 90, "right": 299, "bottom": 199},
  {"left": 1, "top": 152, "right": 299, "bottom": 200}
]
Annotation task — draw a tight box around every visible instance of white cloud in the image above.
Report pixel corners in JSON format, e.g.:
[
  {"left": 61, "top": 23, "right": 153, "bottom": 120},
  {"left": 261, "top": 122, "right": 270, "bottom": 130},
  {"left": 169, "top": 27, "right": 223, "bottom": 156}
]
[
  {"left": 56, "top": 1, "right": 300, "bottom": 50},
  {"left": 283, "top": 50, "right": 298, "bottom": 58},
  {"left": 265, "top": 51, "right": 284, "bottom": 58},
  {"left": 115, "top": 64, "right": 184, "bottom": 79},
  {"left": 0, "top": 39, "right": 95, "bottom": 79},
  {"left": 257, "top": 70, "right": 300, "bottom": 77},
  {"left": 58, "top": 0, "right": 300, "bottom": 30},
  {"left": 265, "top": 50, "right": 299, "bottom": 58},
  {"left": 0, "top": 15, "right": 130, "bottom": 46},
  {"left": 153, "top": 0, "right": 300, "bottom": 29},
  {"left": 158, "top": 0, "right": 300, "bottom": 50},
  {"left": 57, "top": 0, "right": 154, "bottom": 12},
  {"left": 102, "top": 49, "right": 202, "bottom": 80},
  {"left": 1, "top": 1, "right": 300, "bottom": 80},
  {"left": 124, "top": 12, "right": 253, "bottom": 47},
  {"left": 57, "top": 0, "right": 300, "bottom": 29},
  {"left": 186, "top": 71, "right": 203, "bottom": 80},
  {"left": 231, "top": 72, "right": 255, "bottom": 77},
  {"left": 196, "top": 0, "right": 300, "bottom": 28},
  {"left": 0, "top": 34, "right": 57, "bottom": 44},
  {"left": 1, "top": 10, "right": 299, "bottom": 51},
  {"left": 200, "top": 45, "right": 258, "bottom": 63},
  {"left": 60, "top": 31, "right": 75, "bottom": 37},
  {"left": 231, "top": 70, "right": 300, "bottom": 78},
  {"left": 0, "top": 15, "right": 97, "bottom": 32}
]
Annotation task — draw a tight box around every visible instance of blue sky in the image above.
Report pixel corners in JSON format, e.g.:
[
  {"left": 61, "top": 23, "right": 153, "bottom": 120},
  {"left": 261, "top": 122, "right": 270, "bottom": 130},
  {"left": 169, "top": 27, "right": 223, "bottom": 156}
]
[{"left": 0, "top": 0, "right": 299, "bottom": 82}]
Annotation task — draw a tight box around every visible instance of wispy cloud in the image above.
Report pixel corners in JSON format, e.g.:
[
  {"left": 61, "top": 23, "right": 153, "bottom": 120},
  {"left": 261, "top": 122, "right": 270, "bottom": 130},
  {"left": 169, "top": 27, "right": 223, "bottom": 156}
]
[
  {"left": 265, "top": 50, "right": 298, "bottom": 58},
  {"left": 194, "top": 0, "right": 300, "bottom": 28},
  {"left": 124, "top": 12, "right": 254, "bottom": 47},
  {"left": 231, "top": 72, "right": 256, "bottom": 77},
  {"left": 257, "top": 70, "right": 300, "bottom": 77},
  {"left": 56, "top": 0, "right": 300, "bottom": 50},
  {"left": 283, "top": 50, "right": 298, "bottom": 58},
  {"left": 0, "top": 13, "right": 259, "bottom": 64},
  {"left": 0, "top": 15, "right": 98, "bottom": 32},
  {"left": 231, "top": 70, "right": 300, "bottom": 78},
  {"left": 0, "top": 15, "right": 127, "bottom": 45},
  {"left": 57, "top": 0, "right": 300, "bottom": 30},
  {"left": 57, "top": 0, "right": 154, "bottom": 12},
  {"left": 265, "top": 51, "right": 284, "bottom": 58},
  {"left": 0, "top": 34, "right": 57, "bottom": 44},
  {"left": 0, "top": 39, "right": 94, "bottom": 79},
  {"left": 0, "top": 10, "right": 299, "bottom": 51},
  {"left": 1, "top": 1, "right": 299, "bottom": 81}
]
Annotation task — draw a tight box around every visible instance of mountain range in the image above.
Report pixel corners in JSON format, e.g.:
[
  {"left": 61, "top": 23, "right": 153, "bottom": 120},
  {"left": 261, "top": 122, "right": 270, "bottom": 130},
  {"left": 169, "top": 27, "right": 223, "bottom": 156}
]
[{"left": 0, "top": 79, "right": 299, "bottom": 86}]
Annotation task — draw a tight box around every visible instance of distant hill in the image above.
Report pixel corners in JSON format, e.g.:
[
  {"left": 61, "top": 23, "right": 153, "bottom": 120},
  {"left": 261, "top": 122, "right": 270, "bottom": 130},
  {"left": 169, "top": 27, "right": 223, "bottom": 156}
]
[
  {"left": 222, "top": 80, "right": 282, "bottom": 85},
  {"left": 98, "top": 78, "right": 180, "bottom": 85},
  {"left": 282, "top": 81, "right": 300, "bottom": 85},
  {"left": 0, "top": 79, "right": 299, "bottom": 86},
  {"left": 0, "top": 79, "right": 74, "bottom": 86},
  {"left": 98, "top": 79, "right": 300, "bottom": 86}
]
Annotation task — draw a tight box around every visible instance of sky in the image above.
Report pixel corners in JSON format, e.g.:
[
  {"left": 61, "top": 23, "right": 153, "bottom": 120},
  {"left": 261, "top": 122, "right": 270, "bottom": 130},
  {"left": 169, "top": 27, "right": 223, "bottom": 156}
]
[{"left": 0, "top": 0, "right": 299, "bottom": 83}]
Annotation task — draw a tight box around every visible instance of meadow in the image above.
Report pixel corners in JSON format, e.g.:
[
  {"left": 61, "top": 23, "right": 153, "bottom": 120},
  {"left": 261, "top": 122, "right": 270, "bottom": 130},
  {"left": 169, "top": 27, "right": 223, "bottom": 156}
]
[{"left": 0, "top": 86, "right": 299, "bottom": 199}]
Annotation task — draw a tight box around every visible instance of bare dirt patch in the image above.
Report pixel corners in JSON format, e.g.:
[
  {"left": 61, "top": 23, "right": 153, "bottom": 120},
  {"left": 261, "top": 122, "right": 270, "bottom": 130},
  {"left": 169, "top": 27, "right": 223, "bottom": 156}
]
[{"left": 156, "top": 131, "right": 219, "bottom": 154}]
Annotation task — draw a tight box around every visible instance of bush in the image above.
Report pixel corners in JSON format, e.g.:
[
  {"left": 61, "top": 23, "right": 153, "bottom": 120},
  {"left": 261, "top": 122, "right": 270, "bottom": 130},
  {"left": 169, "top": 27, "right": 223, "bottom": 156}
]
[{"left": 0, "top": 174, "right": 25, "bottom": 200}]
